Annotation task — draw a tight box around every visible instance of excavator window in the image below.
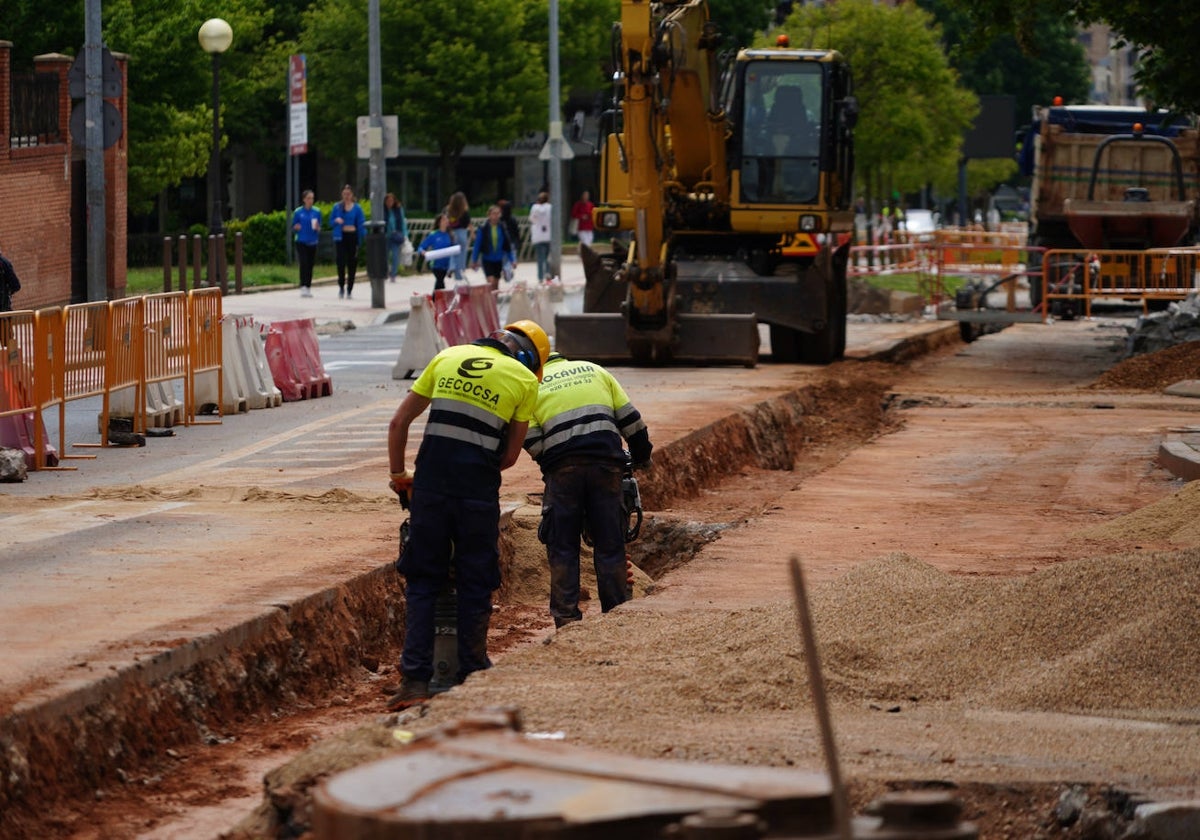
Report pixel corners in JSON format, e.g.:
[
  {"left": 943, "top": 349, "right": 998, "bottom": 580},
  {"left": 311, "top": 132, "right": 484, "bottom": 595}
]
[{"left": 739, "top": 62, "right": 821, "bottom": 204}]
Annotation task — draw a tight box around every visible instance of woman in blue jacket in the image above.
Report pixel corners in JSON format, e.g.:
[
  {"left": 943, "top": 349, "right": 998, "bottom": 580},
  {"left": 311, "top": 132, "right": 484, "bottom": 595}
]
[
  {"left": 331, "top": 184, "right": 366, "bottom": 299},
  {"left": 418, "top": 213, "right": 455, "bottom": 291},
  {"left": 291, "top": 190, "right": 322, "bottom": 297},
  {"left": 470, "top": 204, "right": 517, "bottom": 291}
]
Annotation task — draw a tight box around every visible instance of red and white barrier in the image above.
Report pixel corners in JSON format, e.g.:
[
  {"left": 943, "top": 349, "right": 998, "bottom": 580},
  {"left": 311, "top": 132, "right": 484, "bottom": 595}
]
[{"left": 264, "top": 318, "right": 333, "bottom": 401}]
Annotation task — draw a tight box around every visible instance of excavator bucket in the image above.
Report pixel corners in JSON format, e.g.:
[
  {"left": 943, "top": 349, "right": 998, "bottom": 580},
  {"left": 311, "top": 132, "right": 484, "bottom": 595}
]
[
  {"left": 554, "top": 312, "right": 760, "bottom": 366},
  {"left": 562, "top": 244, "right": 761, "bottom": 366}
]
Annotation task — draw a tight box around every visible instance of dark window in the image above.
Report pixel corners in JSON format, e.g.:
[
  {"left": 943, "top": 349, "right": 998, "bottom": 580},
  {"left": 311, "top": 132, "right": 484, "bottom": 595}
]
[{"left": 10, "top": 72, "right": 62, "bottom": 148}]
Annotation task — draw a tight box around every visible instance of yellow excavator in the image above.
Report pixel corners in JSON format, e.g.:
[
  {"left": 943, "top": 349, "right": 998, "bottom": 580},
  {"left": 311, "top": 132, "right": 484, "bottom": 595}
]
[{"left": 555, "top": 0, "right": 858, "bottom": 365}]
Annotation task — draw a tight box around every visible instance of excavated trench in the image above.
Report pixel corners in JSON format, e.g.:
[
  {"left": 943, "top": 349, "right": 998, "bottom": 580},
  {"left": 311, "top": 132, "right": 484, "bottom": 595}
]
[{"left": 0, "top": 361, "right": 902, "bottom": 838}]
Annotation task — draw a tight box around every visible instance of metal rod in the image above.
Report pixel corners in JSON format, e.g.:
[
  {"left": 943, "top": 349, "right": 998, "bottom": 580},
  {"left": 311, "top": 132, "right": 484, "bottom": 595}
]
[{"left": 789, "top": 556, "right": 852, "bottom": 840}]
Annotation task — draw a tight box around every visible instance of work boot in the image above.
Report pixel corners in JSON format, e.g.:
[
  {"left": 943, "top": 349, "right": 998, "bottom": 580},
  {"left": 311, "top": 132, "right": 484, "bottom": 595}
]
[{"left": 385, "top": 678, "right": 430, "bottom": 712}]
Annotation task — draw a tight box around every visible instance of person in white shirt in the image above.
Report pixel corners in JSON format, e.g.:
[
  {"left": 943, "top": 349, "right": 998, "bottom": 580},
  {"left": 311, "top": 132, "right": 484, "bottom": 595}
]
[{"left": 528, "top": 191, "right": 553, "bottom": 282}]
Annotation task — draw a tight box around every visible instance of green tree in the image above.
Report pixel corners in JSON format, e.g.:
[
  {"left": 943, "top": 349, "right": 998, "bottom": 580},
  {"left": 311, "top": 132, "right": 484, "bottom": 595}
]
[
  {"left": 708, "top": 0, "right": 773, "bottom": 53},
  {"left": 944, "top": 0, "right": 1200, "bottom": 113},
  {"left": 918, "top": 0, "right": 1089, "bottom": 124},
  {"left": 524, "top": 0, "right": 621, "bottom": 97},
  {"left": 303, "top": 0, "right": 583, "bottom": 191},
  {"left": 101, "top": 1, "right": 278, "bottom": 217},
  {"left": 3, "top": 0, "right": 85, "bottom": 65},
  {"left": 772, "top": 0, "right": 977, "bottom": 207}
]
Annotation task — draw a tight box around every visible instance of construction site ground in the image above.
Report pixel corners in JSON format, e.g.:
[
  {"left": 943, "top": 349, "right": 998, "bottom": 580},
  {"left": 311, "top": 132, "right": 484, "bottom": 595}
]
[{"left": 3, "top": 304, "right": 1200, "bottom": 839}]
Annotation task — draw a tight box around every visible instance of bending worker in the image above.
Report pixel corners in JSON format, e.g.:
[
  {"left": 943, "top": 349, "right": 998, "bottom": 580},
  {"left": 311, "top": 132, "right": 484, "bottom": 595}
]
[
  {"left": 524, "top": 353, "right": 652, "bottom": 628},
  {"left": 386, "top": 319, "right": 551, "bottom": 711}
]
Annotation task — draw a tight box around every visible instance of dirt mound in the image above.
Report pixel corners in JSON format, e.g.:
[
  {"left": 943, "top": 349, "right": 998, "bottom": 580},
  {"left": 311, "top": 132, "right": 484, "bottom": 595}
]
[
  {"left": 420, "top": 549, "right": 1200, "bottom": 731},
  {"left": 1077, "top": 479, "right": 1200, "bottom": 543},
  {"left": 498, "top": 508, "right": 657, "bottom": 607},
  {"left": 1092, "top": 340, "right": 1200, "bottom": 390}
]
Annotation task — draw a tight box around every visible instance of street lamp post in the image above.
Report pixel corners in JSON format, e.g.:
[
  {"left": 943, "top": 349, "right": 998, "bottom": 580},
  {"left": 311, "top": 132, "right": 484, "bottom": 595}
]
[{"left": 198, "top": 18, "right": 233, "bottom": 238}]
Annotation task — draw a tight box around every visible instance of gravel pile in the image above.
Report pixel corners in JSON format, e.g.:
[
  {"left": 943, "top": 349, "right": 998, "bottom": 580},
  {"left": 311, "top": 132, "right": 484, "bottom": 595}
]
[
  {"left": 452, "top": 549, "right": 1200, "bottom": 725},
  {"left": 1092, "top": 339, "right": 1200, "bottom": 390}
]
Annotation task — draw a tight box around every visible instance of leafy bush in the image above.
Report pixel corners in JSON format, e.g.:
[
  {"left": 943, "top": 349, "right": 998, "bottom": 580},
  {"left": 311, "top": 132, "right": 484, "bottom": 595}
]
[{"left": 226, "top": 211, "right": 289, "bottom": 264}]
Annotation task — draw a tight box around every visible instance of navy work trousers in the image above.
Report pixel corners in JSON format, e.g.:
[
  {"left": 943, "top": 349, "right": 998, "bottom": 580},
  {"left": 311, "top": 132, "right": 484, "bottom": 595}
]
[
  {"left": 540, "top": 462, "right": 627, "bottom": 627},
  {"left": 398, "top": 489, "right": 501, "bottom": 683}
]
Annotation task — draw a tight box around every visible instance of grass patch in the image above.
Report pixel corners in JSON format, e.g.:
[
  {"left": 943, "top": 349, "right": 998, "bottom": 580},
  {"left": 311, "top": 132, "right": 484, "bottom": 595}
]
[
  {"left": 863, "top": 272, "right": 969, "bottom": 297},
  {"left": 125, "top": 263, "right": 336, "bottom": 296}
]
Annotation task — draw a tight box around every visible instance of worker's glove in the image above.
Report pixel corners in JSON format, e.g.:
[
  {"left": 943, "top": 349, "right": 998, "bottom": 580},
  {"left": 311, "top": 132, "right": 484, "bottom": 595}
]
[
  {"left": 389, "top": 470, "right": 414, "bottom": 509},
  {"left": 389, "top": 470, "right": 414, "bottom": 492}
]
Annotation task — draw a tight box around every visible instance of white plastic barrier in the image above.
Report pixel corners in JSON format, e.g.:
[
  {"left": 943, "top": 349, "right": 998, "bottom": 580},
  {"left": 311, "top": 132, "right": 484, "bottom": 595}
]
[
  {"left": 240, "top": 319, "right": 283, "bottom": 409},
  {"left": 504, "top": 282, "right": 537, "bottom": 324},
  {"left": 532, "top": 281, "right": 567, "bottom": 339},
  {"left": 225, "top": 315, "right": 283, "bottom": 410},
  {"left": 212, "top": 314, "right": 251, "bottom": 415},
  {"left": 147, "top": 379, "right": 186, "bottom": 427},
  {"left": 393, "top": 294, "right": 447, "bottom": 380}
]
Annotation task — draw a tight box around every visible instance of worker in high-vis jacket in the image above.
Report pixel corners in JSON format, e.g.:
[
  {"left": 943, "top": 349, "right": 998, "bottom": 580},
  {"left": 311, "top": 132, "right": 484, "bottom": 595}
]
[
  {"left": 385, "top": 319, "right": 551, "bottom": 711},
  {"left": 523, "top": 353, "right": 653, "bottom": 628}
]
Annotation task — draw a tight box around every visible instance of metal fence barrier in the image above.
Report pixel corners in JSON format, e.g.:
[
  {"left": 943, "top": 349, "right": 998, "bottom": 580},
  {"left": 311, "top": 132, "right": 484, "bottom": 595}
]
[{"left": 0, "top": 291, "right": 225, "bottom": 470}]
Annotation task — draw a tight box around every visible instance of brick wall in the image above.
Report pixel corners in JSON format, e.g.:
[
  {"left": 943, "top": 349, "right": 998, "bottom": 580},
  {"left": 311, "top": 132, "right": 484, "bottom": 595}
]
[{"left": 0, "top": 41, "right": 127, "bottom": 309}]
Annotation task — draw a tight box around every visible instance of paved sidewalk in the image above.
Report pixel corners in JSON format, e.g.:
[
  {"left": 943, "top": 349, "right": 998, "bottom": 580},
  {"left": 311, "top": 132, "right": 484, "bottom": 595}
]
[{"left": 225, "top": 253, "right": 588, "bottom": 330}]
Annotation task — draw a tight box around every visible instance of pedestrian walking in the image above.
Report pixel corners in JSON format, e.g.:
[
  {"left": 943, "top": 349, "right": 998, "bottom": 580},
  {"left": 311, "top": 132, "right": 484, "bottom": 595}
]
[
  {"left": 570, "top": 190, "right": 596, "bottom": 248},
  {"left": 498, "top": 199, "right": 521, "bottom": 282},
  {"left": 384, "top": 193, "right": 409, "bottom": 283},
  {"left": 529, "top": 191, "right": 552, "bottom": 282},
  {"left": 291, "top": 190, "right": 321, "bottom": 297},
  {"left": 385, "top": 319, "right": 552, "bottom": 711},
  {"left": 417, "top": 213, "right": 455, "bottom": 292},
  {"left": 446, "top": 191, "right": 471, "bottom": 281},
  {"left": 523, "top": 352, "right": 653, "bottom": 628},
  {"left": 331, "top": 184, "right": 365, "bottom": 298},
  {"left": 470, "top": 204, "right": 518, "bottom": 292}
]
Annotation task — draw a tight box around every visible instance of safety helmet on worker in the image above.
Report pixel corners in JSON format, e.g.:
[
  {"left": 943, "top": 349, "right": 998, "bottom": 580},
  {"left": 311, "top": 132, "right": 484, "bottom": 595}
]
[{"left": 499, "top": 319, "right": 552, "bottom": 378}]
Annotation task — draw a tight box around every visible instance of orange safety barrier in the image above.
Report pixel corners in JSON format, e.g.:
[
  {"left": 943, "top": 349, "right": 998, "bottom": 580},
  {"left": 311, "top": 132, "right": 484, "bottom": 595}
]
[
  {"left": 186, "top": 288, "right": 224, "bottom": 423},
  {"left": 848, "top": 242, "right": 928, "bottom": 277},
  {"left": 2, "top": 292, "right": 231, "bottom": 471},
  {"left": 930, "top": 242, "right": 1043, "bottom": 317},
  {"left": 31, "top": 307, "right": 83, "bottom": 469},
  {"left": 142, "top": 292, "right": 189, "bottom": 429},
  {"left": 72, "top": 298, "right": 144, "bottom": 448},
  {"left": 1042, "top": 247, "right": 1200, "bottom": 318},
  {"left": 264, "top": 318, "right": 332, "bottom": 402},
  {"left": 0, "top": 309, "right": 58, "bottom": 468}
]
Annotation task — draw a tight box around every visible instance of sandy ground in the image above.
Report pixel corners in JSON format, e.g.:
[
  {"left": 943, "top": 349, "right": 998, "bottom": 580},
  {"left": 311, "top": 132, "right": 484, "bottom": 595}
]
[{"left": 7, "top": 318, "right": 1200, "bottom": 839}]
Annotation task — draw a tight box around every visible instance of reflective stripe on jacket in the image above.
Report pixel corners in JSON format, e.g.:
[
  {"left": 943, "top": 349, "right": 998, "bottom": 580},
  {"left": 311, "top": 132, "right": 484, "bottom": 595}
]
[
  {"left": 524, "top": 355, "right": 651, "bottom": 472},
  {"left": 411, "top": 342, "right": 539, "bottom": 499}
]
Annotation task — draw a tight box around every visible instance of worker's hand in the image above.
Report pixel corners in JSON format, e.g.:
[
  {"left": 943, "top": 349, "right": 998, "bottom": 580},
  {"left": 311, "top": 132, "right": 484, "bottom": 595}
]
[{"left": 389, "top": 470, "right": 414, "bottom": 494}]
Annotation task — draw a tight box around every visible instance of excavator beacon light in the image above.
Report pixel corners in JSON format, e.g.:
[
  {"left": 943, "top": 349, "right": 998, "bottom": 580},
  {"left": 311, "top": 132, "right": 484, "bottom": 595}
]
[
  {"left": 1133, "top": 122, "right": 1144, "bottom": 136},
  {"left": 776, "top": 34, "right": 790, "bottom": 47}
]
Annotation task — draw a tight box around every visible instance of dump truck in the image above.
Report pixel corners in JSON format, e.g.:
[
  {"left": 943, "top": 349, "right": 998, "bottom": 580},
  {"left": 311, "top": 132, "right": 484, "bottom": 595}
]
[
  {"left": 1019, "top": 102, "right": 1200, "bottom": 312},
  {"left": 555, "top": 0, "right": 858, "bottom": 365}
]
